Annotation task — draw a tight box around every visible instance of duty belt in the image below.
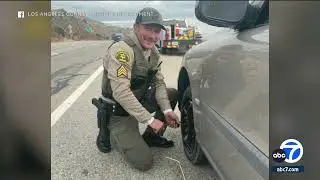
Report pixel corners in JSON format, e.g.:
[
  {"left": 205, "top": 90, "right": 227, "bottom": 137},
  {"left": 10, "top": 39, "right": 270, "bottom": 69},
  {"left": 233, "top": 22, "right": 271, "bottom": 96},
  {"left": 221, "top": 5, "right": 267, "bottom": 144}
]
[{"left": 101, "top": 95, "right": 130, "bottom": 116}]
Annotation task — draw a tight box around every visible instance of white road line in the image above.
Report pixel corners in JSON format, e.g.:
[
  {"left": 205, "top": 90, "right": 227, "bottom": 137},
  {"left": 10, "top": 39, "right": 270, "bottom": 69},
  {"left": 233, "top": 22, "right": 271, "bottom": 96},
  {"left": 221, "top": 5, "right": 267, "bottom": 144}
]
[
  {"left": 51, "top": 65, "right": 103, "bottom": 127},
  {"left": 51, "top": 52, "right": 59, "bottom": 56}
]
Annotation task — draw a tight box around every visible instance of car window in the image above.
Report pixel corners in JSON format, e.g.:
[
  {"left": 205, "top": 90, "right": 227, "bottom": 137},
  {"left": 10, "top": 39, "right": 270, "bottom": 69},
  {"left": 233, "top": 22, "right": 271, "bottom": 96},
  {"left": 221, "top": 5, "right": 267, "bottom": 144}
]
[
  {"left": 255, "top": 1, "right": 269, "bottom": 25},
  {"left": 236, "top": 2, "right": 268, "bottom": 32}
]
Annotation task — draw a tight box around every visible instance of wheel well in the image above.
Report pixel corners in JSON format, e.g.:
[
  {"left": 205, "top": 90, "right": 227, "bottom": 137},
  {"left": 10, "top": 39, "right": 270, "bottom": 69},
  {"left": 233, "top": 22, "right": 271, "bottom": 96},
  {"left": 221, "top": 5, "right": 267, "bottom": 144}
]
[{"left": 177, "top": 67, "right": 190, "bottom": 110}]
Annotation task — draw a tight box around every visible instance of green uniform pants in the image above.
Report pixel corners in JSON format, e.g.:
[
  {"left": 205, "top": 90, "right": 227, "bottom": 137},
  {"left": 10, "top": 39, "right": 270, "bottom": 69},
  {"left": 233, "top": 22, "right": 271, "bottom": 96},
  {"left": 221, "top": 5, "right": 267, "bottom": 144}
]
[{"left": 108, "top": 88, "right": 178, "bottom": 171}]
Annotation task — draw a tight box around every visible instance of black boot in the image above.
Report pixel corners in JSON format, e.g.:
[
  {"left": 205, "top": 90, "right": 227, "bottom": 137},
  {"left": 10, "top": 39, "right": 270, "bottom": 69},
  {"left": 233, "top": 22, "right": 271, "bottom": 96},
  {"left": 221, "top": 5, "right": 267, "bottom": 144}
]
[
  {"left": 141, "top": 88, "right": 178, "bottom": 148},
  {"left": 142, "top": 126, "right": 174, "bottom": 148},
  {"left": 95, "top": 100, "right": 112, "bottom": 153},
  {"left": 96, "top": 129, "right": 111, "bottom": 153}
]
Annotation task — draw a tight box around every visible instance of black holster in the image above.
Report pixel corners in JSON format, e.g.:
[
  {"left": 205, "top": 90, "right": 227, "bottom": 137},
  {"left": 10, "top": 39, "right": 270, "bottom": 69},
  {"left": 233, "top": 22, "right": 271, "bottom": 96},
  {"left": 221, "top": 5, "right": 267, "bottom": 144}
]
[{"left": 92, "top": 97, "right": 115, "bottom": 153}]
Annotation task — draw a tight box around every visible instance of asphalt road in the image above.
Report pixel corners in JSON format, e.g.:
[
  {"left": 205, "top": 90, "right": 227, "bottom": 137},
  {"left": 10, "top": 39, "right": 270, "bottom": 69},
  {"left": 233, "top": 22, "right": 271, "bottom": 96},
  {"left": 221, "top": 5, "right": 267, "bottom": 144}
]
[
  {"left": 51, "top": 40, "right": 109, "bottom": 111},
  {"left": 51, "top": 40, "right": 215, "bottom": 180}
]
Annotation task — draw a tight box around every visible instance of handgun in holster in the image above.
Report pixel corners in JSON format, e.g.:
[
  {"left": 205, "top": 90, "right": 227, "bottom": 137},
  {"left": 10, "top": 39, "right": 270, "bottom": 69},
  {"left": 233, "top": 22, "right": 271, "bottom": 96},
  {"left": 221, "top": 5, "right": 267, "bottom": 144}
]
[{"left": 91, "top": 97, "right": 115, "bottom": 153}]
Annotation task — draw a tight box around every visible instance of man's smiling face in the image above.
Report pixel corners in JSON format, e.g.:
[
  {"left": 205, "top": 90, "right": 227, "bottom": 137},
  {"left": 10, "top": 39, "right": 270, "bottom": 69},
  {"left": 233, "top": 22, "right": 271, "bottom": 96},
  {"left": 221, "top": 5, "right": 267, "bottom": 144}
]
[{"left": 134, "top": 24, "right": 161, "bottom": 49}]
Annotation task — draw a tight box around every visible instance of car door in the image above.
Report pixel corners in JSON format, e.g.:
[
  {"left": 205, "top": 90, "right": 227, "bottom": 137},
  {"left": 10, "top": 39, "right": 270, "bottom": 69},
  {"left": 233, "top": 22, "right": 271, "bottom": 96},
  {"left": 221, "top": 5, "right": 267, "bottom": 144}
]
[{"left": 197, "top": 24, "right": 269, "bottom": 180}]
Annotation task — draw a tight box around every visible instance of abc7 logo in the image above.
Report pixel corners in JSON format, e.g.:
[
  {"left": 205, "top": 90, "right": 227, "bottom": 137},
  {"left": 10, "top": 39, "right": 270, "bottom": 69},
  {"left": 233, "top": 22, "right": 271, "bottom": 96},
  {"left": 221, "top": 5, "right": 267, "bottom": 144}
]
[
  {"left": 272, "top": 139, "right": 303, "bottom": 163},
  {"left": 272, "top": 149, "right": 286, "bottom": 163}
]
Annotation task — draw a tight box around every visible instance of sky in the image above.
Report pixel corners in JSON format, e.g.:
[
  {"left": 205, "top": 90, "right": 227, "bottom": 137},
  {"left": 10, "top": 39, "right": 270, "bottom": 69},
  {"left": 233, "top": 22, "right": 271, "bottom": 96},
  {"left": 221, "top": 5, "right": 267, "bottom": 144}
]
[
  {"left": 51, "top": 1, "right": 229, "bottom": 39},
  {"left": 51, "top": 1, "right": 195, "bottom": 21}
]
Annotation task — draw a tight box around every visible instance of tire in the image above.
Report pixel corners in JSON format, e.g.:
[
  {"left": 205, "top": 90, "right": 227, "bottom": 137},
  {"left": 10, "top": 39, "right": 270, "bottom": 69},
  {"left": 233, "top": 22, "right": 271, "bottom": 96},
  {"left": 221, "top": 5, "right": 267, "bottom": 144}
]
[{"left": 180, "top": 87, "right": 207, "bottom": 164}]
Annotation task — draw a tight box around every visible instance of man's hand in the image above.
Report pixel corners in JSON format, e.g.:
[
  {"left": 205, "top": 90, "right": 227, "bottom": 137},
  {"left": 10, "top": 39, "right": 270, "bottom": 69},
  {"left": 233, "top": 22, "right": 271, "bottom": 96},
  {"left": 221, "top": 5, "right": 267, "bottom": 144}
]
[
  {"left": 165, "top": 111, "right": 180, "bottom": 128},
  {"left": 149, "top": 118, "right": 165, "bottom": 133}
]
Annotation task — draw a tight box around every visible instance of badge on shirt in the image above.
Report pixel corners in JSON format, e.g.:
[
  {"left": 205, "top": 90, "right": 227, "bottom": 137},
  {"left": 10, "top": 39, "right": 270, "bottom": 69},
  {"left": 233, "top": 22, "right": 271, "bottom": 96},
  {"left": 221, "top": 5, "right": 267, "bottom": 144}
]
[
  {"left": 115, "top": 49, "right": 130, "bottom": 63},
  {"left": 117, "top": 64, "right": 128, "bottom": 78}
]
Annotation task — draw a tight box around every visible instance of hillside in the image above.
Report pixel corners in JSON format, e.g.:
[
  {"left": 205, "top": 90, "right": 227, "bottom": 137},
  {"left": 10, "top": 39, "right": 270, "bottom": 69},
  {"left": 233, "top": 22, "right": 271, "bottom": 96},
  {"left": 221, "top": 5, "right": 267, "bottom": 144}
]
[{"left": 51, "top": 9, "right": 132, "bottom": 42}]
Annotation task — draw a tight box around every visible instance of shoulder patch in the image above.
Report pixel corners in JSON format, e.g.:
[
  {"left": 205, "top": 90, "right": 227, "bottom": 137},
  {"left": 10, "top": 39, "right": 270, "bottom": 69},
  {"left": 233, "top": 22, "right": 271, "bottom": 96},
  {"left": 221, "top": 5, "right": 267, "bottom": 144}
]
[
  {"left": 115, "top": 49, "right": 130, "bottom": 63},
  {"left": 116, "top": 64, "right": 128, "bottom": 78}
]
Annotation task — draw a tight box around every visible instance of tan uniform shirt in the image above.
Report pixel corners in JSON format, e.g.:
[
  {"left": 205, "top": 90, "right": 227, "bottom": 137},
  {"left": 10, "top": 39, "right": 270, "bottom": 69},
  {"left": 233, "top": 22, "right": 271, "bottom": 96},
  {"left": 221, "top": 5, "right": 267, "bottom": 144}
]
[{"left": 103, "top": 33, "right": 172, "bottom": 124}]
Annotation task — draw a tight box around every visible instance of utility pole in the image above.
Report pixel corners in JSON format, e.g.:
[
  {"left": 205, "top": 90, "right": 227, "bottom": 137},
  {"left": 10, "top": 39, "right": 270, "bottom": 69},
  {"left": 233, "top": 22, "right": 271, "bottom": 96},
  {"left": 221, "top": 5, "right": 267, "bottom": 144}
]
[{"left": 67, "top": 24, "right": 73, "bottom": 39}]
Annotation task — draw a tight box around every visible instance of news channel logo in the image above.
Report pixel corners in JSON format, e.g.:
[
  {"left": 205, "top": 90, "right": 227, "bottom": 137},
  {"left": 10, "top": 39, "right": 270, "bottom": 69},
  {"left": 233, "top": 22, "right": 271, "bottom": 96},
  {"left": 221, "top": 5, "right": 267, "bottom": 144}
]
[
  {"left": 271, "top": 139, "right": 304, "bottom": 173},
  {"left": 272, "top": 139, "right": 303, "bottom": 163}
]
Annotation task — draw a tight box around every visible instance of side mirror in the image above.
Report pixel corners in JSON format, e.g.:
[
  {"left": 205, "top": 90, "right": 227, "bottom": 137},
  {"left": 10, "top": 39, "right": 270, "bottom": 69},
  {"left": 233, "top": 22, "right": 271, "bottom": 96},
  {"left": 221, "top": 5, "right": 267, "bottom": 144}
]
[{"left": 195, "top": 0, "right": 265, "bottom": 29}]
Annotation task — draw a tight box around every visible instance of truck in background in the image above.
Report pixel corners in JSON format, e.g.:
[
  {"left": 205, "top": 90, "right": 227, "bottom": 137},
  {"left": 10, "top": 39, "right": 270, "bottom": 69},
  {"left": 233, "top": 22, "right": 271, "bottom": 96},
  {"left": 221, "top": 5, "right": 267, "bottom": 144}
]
[{"left": 156, "top": 19, "right": 202, "bottom": 54}]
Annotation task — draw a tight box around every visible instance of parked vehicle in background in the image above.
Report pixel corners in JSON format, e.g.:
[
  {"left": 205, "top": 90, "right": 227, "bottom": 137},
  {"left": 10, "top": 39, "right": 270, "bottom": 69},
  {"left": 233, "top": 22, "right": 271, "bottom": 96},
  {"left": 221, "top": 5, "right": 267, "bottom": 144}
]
[
  {"left": 177, "top": 1, "right": 269, "bottom": 180},
  {"left": 111, "top": 33, "right": 123, "bottom": 41},
  {"left": 156, "top": 19, "right": 202, "bottom": 54}
]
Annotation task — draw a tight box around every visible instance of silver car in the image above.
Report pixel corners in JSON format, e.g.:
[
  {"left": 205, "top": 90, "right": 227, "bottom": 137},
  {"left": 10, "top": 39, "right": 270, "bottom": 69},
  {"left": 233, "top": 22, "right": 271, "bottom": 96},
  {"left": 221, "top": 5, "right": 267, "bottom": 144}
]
[{"left": 177, "top": 1, "right": 269, "bottom": 180}]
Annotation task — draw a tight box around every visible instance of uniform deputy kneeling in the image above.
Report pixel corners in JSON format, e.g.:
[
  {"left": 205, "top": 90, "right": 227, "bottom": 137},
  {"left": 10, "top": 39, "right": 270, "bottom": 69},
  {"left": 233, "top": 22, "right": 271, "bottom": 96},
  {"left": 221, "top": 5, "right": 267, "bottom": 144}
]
[{"left": 92, "top": 7, "right": 180, "bottom": 172}]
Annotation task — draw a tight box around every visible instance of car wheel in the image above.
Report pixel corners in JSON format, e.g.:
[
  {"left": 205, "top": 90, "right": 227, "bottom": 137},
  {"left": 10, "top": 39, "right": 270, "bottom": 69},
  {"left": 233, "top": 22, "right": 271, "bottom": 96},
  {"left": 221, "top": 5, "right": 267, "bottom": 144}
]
[{"left": 180, "top": 87, "right": 207, "bottom": 164}]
